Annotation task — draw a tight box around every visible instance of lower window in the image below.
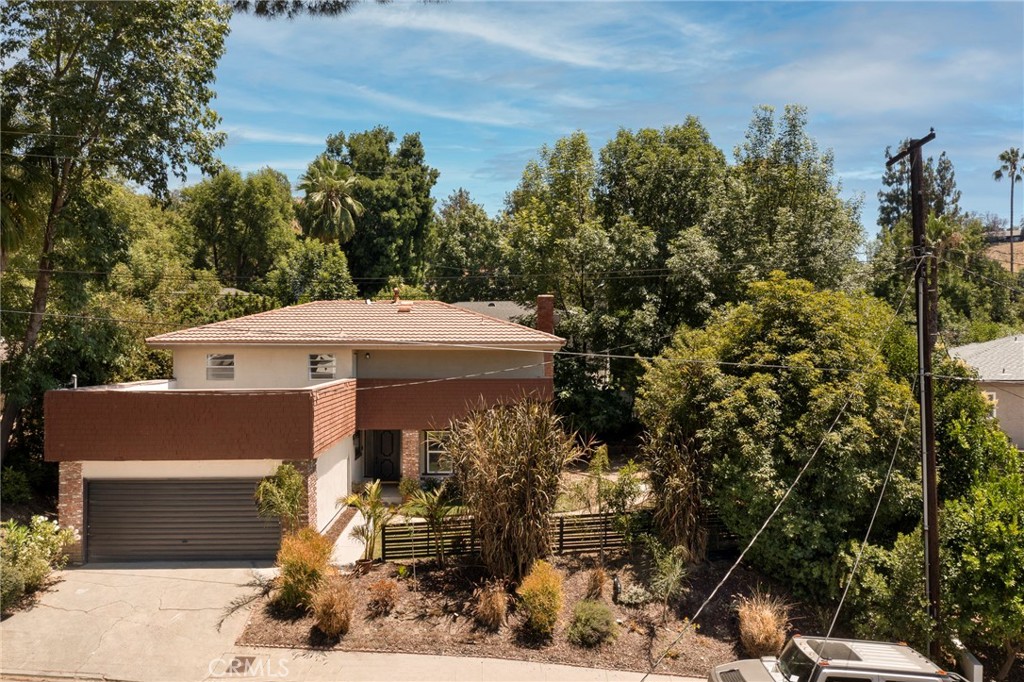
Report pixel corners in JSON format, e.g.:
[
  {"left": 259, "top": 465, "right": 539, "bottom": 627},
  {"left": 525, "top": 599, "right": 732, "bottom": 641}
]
[{"left": 422, "top": 430, "right": 452, "bottom": 475}]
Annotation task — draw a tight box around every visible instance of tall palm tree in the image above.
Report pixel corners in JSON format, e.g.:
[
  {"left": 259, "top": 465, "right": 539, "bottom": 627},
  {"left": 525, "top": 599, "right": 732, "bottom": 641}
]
[
  {"left": 993, "top": 147, "right": 1022, "bottom": 273},
  {"left": 297, "top": 156, "right": 364, "bottom": 244},
  {"left": 1, "top": 108, "right": 47, "bottom": 271}
]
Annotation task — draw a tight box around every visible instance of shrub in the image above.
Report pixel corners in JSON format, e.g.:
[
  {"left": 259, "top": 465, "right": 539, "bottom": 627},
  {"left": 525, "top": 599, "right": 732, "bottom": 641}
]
[
  {"left": 516, "top": 560, "right": 563, "bottom": 637},
  {"left": 275, "top": 527, "right": 334, "bottom": 611},
  {"left": 1, "top": 555, "right": 25, "bottom": 613},
  {"left": 255, "top": 463, "right": 306, "bottom": 534},
  {"left": 367, "top": 578, "right": 399, "bottom": 617},
  {"left": 398, "top": 477, "right": 421, "bottom": 499},
  {"left": 449, "top": 401, "right": 582, "bottom": 580},
  {"left": 1, "top": 467, "right": 32, "bottom": 504},
  {"left": 1, "top": 516, "right": 77, "bottom": 592},
  {"left": 618, "top": 584, "right": 652, "bottom": 608},
  {"left": 567, "top": 599, "right": 617, "bottom": 648},
  {"left": 736, "top": 588, "right": 790, "bottom": 658},
  {"left": 586, "top": 567, "right": 607, "bottom": 600},
  {"left": 645, "top": 536, "right": 690, "bottom": 622},
  {"left": 311, "top": 576, "right": 354, "bottom": 638},
  {"left": 474, "top": 581, "right": 508, "bottom": 631}
]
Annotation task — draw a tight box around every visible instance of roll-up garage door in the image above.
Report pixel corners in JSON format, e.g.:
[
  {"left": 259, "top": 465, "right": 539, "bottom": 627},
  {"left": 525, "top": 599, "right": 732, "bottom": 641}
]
[{"left": 86, "top": 479, "right": 281, "bottom": 562}]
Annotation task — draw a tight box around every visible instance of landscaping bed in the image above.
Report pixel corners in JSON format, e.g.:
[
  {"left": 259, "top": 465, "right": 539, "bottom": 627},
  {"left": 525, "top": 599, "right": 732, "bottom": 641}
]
[{"left": 238, "top": 553, "right": 785, "bottom": 677}]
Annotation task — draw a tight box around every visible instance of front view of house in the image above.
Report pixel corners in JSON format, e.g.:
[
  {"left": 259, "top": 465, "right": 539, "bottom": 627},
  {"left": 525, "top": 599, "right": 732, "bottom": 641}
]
[{"left": 45, "top": 296, "right": 562, "bottom": 563}]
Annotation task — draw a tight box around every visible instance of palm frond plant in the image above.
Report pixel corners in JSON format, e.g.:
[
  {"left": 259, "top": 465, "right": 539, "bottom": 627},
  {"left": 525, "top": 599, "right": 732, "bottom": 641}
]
[
  {"left": 255, "top": 463, "right": 306, "bottom": 534},
  {"left": 343, "top": 479, "right": 395, "bottom": 561},
  {"left": 400, "top": 482, "right": 458, "bottom": 565},
  {"left": 298, "top": 155, "right": 364, "bottom": 244}
]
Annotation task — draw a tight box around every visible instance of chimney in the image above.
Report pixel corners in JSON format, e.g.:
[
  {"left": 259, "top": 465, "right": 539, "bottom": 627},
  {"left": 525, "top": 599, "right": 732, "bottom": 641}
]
[{"left": 536, "top": 294, "right": 554, "bottom": 335}]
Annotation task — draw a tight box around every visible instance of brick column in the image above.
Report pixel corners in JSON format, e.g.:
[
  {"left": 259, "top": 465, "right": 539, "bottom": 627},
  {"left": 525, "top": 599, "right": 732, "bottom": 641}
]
[
  {"left": 58, "top": 461, "right": 85, "bottom": 564},
  {"left": 292, "top": 459, "right": 318, "bottom": 530},
  {"left": 536, "top": 294, "right": 556, "bottom": 379},
  {"left": 400, "top": 430, "right": 420, "bottom": 481}
]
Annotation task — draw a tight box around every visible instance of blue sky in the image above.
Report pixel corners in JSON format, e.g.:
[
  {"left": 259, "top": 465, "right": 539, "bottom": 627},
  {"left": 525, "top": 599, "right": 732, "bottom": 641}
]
[{"left": 210, "top": 1, "right": 1024, "bottom": 236}]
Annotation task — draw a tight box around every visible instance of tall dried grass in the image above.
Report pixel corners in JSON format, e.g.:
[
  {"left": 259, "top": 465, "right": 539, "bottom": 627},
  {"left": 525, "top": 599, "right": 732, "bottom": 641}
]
[{"left": 736, "top": 588, "right": 791, "bottom": 657}]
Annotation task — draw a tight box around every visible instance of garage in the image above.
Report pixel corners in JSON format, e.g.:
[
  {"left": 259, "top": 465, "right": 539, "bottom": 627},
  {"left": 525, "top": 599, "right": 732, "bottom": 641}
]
[{"left": 85, "top": 479, "right": 281, "bottom": 562}]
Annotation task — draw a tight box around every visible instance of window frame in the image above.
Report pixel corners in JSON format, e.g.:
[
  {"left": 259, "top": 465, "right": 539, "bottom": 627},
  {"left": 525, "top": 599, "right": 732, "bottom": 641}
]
[
  {"left": 206, "top": 353, "right": 235, "bottom": 381},
  {"left": 422, "top": 430, "right": 452, "bottom": 475},
  {"left": 308, "top": 353, "right": 337, "bottom": 381}
]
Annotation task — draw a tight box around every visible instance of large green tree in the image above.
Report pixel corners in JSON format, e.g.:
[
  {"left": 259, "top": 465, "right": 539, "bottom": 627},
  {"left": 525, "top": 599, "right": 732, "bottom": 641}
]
[
  {"left": 878, "top": 145, "right": 962, "bottom": 230},
  {"left": 637, "top": 274, "right": 920, "bottom": 597},
  {"left": 0, "top": 0, "right": 231, "bottom": 457},
  {"left": 427, "top": 189, "right": 505, "bottom": 302},
  {"left": 263, "top": 238, "right": 358, "bottom": 305},
  {"left": 321, "top": 126, "right": 439, "bottom": 294}
]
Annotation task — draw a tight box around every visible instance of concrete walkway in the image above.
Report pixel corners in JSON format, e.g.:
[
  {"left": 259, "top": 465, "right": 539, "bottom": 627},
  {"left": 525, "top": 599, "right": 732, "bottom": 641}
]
[
  {"left": 331, "top": 508, "right": 367, "bottom": 566},
  {"left": 0, "top": 564, "right": 699, "bottom": 682}
]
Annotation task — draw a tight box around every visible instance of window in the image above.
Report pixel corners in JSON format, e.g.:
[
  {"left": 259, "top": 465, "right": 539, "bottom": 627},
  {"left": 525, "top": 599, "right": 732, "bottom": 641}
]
[
  {"left": 206, "top": 354, "right": 234, "bottom": 380},
  {"left": 984, "top": 391, "right": 998, "bottom": 419},
  {"left": 423, "top": 431, "right": 452, "bottom": 475},
  {"left": 309, "top": 353, "right": 336, "bottom": 380}
]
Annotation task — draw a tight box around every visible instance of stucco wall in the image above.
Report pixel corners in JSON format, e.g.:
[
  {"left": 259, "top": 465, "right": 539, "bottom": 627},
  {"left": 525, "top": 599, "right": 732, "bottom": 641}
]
[
  {"left": 172, "top": 346, "right": 356, "bottom": 389},
  {"left": 81, "top": 459, "right": 282, "bottom": 479},
  {"left": 315, "top": 438, "right": 353, "bottom": 533},
  {"left": 982, "top": 382, "right": 1024, "bottom": 449},
  {"left": 354, "top": 349, "right": 547, "bottom": 379}
]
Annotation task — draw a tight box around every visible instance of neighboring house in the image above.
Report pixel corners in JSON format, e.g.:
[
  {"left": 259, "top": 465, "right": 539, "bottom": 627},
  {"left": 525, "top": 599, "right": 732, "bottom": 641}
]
[
  {"left": 45, "top": 295, "right": 561, "bottom": 563},
  {"left": 949, "top": 334, "right": 1024, "bottom": 449},
  {"left": 453, "top": 300, "right": 561, "bottom": 327}
]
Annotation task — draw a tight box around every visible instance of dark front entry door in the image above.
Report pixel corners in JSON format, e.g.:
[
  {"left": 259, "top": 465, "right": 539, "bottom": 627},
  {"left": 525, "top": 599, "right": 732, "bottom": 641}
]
[{"left": 365, "top": 430, "right": 402, "bottom": 481}]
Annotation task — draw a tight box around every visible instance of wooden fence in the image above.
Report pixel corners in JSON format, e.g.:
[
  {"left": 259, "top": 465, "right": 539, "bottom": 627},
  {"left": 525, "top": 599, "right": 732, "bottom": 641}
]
[{"left": 380, "top": 511, "right": 652, "bottom": 561}]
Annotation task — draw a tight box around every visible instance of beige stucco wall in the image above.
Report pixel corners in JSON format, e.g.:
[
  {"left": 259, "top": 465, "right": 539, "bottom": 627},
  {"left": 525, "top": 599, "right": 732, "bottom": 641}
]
[
  {"left": 81, "top": 459, "right": 282, "bottom": 479},
  {"left": 171, "top": 346, "right": 356, "bottom": 389},
  {"left": 982, "top": 382, "right": 1024, "bottom": 449},
  {"left": 354, "top": 348, "right": 547, "bottom": 379},
  {"left": 169, "top": 346, "right": 547, "bottom": 388},
  {"left": 315, "top": 437, "right": 353, "bottom": 533}
]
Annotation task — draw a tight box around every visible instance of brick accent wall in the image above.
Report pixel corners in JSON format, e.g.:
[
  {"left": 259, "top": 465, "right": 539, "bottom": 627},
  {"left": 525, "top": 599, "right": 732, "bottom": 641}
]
[
  {"left": 58, "top": 461, "right": 84, "bottom": 564},
  {"left": 312, "top": 380, "right": 357, "bottom": 455},
  {"left": 401, "top": 430, "right": 420, "bottom": 480},
  {"left": 292, "top": 459, "right": 318, "bottom": 529},
  {"left": 356, "top": 378, "right": 553, "bottom": 431},
  {"left": 536, "top": 294, "right": 555, "bottom": 334}
]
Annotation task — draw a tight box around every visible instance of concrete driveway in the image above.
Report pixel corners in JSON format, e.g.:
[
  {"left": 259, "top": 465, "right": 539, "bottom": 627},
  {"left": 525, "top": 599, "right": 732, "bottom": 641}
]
[{"left": 0, "top": 563, "right": 695, "bottom": 682}]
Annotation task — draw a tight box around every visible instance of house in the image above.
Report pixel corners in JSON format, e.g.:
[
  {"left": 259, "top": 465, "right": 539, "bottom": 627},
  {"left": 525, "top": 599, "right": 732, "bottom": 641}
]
[
  {"left": 44, "top": 295, "right": 562, "bottom": 563},
  {"left": 453, "top": 300, "right": 562, "bottom": 327},
  {"left": 949, "top": 334, "right": 1024, "bottom": 449}
]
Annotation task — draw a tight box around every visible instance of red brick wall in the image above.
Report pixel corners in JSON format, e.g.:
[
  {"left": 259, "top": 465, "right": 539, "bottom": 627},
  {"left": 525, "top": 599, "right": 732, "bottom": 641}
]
[
  {"left": 355, "top": 378, "right": 554, "bottom": 431},
  {"left": 312, "top": 380, "right": 356, "bottom": 455},
  {"left": 401, "top": 430, "right": 420, "bottom": 480},
  {"left": 45, "top": 380, "right": 357, "bottom": 462},
  {"left": 58, "top": 461, "right": 84, "bottom": 564},
  {"left": 536, "top": 294, "right": 555, "bottom": 334}
]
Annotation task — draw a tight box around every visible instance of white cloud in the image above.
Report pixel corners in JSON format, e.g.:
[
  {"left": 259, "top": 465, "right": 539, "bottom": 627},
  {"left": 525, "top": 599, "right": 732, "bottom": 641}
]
[{"left": 221, "top": 125, "right": 324, "bottom": 146}]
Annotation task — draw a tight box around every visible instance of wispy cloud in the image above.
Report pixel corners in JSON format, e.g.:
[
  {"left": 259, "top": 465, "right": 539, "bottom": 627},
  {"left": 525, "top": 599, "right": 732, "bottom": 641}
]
[{"left": 221, "top": 125, "right": 324, "bottom": 146}]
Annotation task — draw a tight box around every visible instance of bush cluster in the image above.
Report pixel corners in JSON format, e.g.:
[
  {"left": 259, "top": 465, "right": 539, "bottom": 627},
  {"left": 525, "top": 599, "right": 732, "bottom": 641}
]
[
  {"left": 367, "top": 578, "right": 399, "bottom": 617},
  {"left": 275, "top": 527, "right": 334, "bottom": 611},
  {"left": 0, "top": 516, "right": 77, "bottom": 613},
  {"left": 567, "top": 599, "right": 617, "bottom": 648},
  {"left": 516, "top": 560, "right": 563, "bottom": 637},
  {"left": 311, "top": 576, "right": 354, "bottom": 638}
]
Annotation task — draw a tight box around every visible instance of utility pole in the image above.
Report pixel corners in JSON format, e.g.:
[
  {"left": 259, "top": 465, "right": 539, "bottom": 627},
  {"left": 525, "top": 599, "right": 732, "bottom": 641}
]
[{"left": 887, "top": 129, "right": 940, "bottom": 661}]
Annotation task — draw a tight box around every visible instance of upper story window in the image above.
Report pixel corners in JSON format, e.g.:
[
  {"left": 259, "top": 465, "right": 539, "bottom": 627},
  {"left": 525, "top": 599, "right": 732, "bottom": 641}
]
[
  {"left": 984, "top": 391, "right": 998, "bottom": 419},
  {"left": 206, "top": 354, "right": 235, "bottom": 380},
  {"left": 423, "top": 430, "right": 453, "bottom": 475},
  {"left": 309, "top": 353, "right": 336, "bottom": 380}
]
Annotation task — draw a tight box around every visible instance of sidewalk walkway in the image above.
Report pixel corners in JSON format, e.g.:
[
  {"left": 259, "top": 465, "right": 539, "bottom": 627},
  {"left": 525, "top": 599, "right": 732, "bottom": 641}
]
[{"left": 331, "top": 508, "right": 366, "bottom": 566}]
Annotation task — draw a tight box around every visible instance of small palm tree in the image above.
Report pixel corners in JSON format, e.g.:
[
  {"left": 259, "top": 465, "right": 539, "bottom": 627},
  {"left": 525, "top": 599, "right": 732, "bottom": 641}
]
[
  {"left": 400, "top": 483, "right": 458, "bottom": 565},
  {"left": 298, "top": 156, "right": 365, "bottom": 244},
  {"left": 993, "top": 147, "right": 1022, "bottom": 273},
  {"left": 343, "top": 480, "right": 395, "bottom": 561},
  {"left": 255, "top": 463, "right": 307, "bottom": 535}
]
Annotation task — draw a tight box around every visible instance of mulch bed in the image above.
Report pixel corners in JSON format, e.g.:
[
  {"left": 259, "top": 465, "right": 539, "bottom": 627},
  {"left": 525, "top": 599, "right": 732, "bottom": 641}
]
[{"left": 237, "top": 553, "right": 790, "bottom": 677}]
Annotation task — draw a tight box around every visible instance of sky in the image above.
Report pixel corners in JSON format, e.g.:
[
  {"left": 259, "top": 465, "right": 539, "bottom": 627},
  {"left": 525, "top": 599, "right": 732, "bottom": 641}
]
[{"left": 210, "top": 0, "right": 1024, "bottom": 236}]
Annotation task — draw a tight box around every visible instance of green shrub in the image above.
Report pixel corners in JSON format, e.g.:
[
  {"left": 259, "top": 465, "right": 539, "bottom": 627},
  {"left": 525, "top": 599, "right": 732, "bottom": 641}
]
[
  {"left": 311, "top": 576, "right": 354, "bottom": 638},
  {"left": 567, "top": 599, "right": 617, "bottom": 647},
  {"left": 1, "top": 467, "right": 32, "bottom": 504},
  {"left": 617, "top": 584, "right": 652, "bottom": 607},
  {"left": 516, "top": 560, "right": 563, "bottom": 637},
  {"left": 367, "top": 578, "right": 398, "bottom": 617},
  {"left": 275, "top": 527, "right": 334, "bottom": 611},
  {"left": 398, "top": 477, "right": 421, "bottom": 499},
  {"left": 0, "top": 555, "right": 26, "bottom": 613},
  {"left": 1, "top": 516, "right": 77, "bottom": 592}
]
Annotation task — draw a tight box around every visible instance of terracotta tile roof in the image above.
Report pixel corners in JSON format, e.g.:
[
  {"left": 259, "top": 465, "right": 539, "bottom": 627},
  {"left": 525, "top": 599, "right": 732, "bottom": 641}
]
[{"left": 146, "top": 300, "right": 564, "bottom": 348}]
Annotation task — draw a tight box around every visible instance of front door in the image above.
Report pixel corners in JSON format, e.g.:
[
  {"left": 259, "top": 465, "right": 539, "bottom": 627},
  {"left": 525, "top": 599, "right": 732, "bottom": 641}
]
[{"left": 364, "top": 430, "right": 402, "bottom": 482}]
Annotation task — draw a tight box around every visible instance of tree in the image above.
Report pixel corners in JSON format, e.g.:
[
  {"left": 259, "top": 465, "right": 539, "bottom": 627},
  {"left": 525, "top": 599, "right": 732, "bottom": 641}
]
[
  {"left": 878, "top": 146, "right": 961, "bottom": 230},
  {"left": 0, "top": 108, "right": 46, "bottom": 272},
  {"left": 263, "top": 239, "right": 358, "bottom": 305},
  {"left": 993, "top": 147, "right": 1022, "bottom": 273},
  {"left": 255, "top": 463, "right": 307, "bottom": 534},
  {"left": 181, "top": 168, "right": 297, "bottom": 285},
  {"left": 0, "top": 0, "right": 230, "bottom": 457},
  {"left": 230, "top": 0, "right": 388, "bottom": 18},
  {"left": 320, "top": 126, "right": 438, "bottom": 294},
  {"left": 427, "top": 189, "right": 505, "bottom": 301},
  {"left": 297, "top": 156, "right": 364, "bottom": 245},
  {"left": 637, "top": 274, "right": 920, "bottom": 598}
]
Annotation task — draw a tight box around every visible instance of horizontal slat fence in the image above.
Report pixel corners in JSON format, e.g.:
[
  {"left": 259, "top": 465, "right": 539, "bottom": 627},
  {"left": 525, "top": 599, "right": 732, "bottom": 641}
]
[{"left": 381, "top": 511, "right": 652, "bottom": 561}]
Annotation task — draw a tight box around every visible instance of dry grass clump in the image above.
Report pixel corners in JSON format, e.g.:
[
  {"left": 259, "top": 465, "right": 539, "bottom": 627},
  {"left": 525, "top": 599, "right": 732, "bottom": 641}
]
[
  {"left": 275, "top": 528, "right": 335, "bottom": 611},
  {"left": 516, "top": 560, "right": 563, "bottom": 637},
  {"left": 586, "top": 567, "right": 607, "bottom": 600},
  {"left": 473, "top": 581, "right": 509, "bottom": 631},
  {"left": 367, "top": 578, "right": 399, "bottom": 617},
  {"left": 311, "top": 576, "right": 354, "bottom": 638},
  {"left": 736, "top": 588, "right": 790, "bottom": 657}
]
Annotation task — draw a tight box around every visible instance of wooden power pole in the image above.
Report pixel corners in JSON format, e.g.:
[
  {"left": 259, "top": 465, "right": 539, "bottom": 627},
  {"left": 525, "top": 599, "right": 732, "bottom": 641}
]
[{"left": 887, "top": 129, "right": 940, "bottom": 661}]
